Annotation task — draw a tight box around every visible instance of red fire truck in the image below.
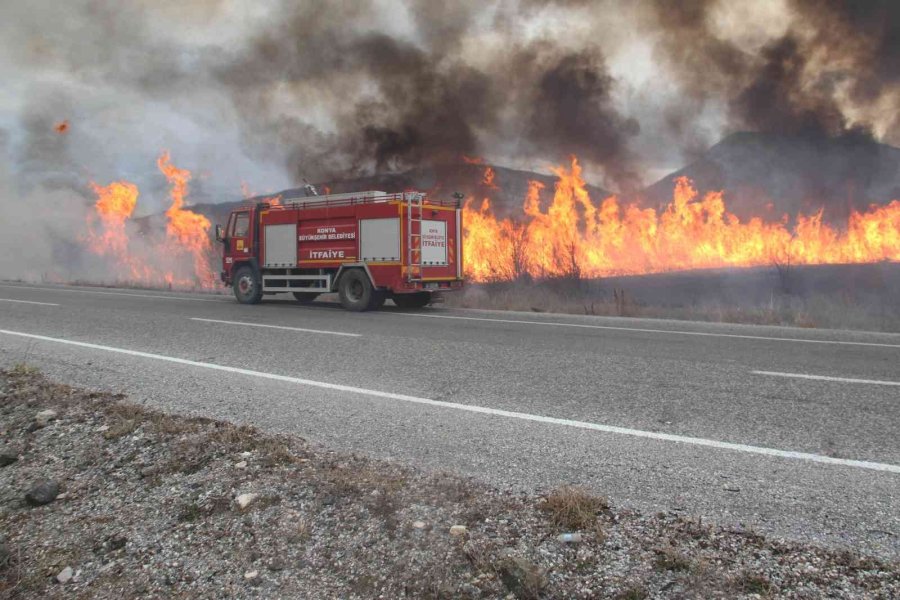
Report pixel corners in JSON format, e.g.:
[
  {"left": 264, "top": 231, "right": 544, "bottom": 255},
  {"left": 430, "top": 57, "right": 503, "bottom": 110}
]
[{"left": 215, "top": 190, "right": 464, "bottom": 311}]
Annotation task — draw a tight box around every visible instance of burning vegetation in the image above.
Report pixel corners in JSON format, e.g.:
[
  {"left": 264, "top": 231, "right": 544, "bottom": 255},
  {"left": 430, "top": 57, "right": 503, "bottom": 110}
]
[
  {"left": 78, "top": 155, "right": 900, "bottom": 290},
  {"left": 84, "top": 152, "right": 215, "bottom": 289},
  {"left": 463, "top": 160, "right": 900, "bottom": 282}
]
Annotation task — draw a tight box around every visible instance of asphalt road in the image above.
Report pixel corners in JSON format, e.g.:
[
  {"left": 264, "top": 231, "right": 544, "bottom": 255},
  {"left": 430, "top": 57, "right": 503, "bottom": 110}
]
[{"left": 1, "top": 282, "right": 898, "bottom": 558}]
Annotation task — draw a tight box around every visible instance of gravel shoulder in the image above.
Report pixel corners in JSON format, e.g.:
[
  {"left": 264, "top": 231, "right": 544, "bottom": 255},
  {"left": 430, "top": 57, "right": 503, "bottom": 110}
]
[{"left": 0, "top": 366, "right": 897, "bottom": 599}]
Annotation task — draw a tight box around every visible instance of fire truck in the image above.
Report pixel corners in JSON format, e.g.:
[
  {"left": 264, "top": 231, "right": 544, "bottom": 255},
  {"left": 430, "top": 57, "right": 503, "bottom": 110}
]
[{"left": 215, "top": 190, "right": 464, "bottom": 311}]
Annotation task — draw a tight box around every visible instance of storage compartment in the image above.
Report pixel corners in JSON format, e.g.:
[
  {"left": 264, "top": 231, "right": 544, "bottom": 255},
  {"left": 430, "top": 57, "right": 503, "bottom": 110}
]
[
  {"left": 360, "top": 218, "right": 400, "bottom": 261},
  {"left": 263, "top": 223, "right": 297, "bottom": 267}
]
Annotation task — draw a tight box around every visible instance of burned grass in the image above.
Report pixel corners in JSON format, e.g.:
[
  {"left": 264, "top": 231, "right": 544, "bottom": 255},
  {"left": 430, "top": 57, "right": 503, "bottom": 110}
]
[
  {"left": 446, "top": 263, "right": 900, "bottom": 333},
  {"left": 0, "top": 367, "right": 898, "bottom": 599}
]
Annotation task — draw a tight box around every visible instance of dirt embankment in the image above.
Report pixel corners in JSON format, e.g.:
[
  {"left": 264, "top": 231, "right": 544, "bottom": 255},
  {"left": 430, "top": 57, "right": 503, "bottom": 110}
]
[{"left": 0, "top": 367, "right": 897, "bottom": 599}]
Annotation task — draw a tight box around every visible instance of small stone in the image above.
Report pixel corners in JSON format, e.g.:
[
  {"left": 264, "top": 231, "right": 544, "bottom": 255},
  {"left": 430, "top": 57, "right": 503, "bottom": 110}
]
[
  {"left": 267, "top": 557, "right": 286, "bottom": 572},
  {"left": 235, "top": 461, "right": 248, "bottom": 469},
  {"left": 25, "top": 480, "right": 60, "bottom": 506},
  {"left": 107, "top": 534, "right": 128, "bottom": 551},
  {"left": 56, "top": 566, "right": 73, "bottom": 584},
  {"left": 236, "top": 493, "right": 258, "bottom": 510},
  {"left": 244, "top": 570, "right": 260, "bottom": 585},
  {"left": 449, "top": 525, "right": 468, "bottom": 536},
  {"left": 34, "top": 409, "right": 57, "bottom": 427},
  {"left": 0, "top": 449, "right": 17, "bottom": 467},
  {"left": 413, "top": 520, "right": 427, "bottom": 530},
  {"left": 97, "top": 425, "right": 110, "bottom": 432},
  {"left": 723, "top": 485, "right": 741, "bottom": 492}
]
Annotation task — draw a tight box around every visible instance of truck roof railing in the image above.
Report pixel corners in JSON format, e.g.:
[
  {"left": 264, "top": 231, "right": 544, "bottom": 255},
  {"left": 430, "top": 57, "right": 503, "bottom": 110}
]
[{"left": 237, "top": 191, "right": 461, "bottom": 212}]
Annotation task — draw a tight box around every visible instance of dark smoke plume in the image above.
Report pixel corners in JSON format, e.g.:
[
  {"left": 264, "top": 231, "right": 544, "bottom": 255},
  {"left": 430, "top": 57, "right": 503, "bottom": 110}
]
[
  {"left": 643, "top": 0, "right": 900, "bottom": 148},
  {"left": 215, "top": 1, "right": 641, "bottom": 189},
  {"left": 522, "top": 48, "right": 641, "bottom": 193}
]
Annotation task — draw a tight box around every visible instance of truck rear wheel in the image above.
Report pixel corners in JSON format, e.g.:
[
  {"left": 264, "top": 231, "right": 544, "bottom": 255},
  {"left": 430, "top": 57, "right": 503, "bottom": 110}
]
[
  {"left": 292, "top": 292, "right": 319, "bottom": 304},
  {"left": 233, "top": 266, "right": 262, "bottom": 304},
  {"left": 392, "top": 292, "right": 431, "bottom": 309},
  {"left": 338, "top": 269, "right": 375, "bottom": 312}
]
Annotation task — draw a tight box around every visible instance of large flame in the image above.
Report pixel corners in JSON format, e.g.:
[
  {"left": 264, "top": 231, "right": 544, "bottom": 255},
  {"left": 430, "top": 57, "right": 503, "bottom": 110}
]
[
  {"left": 463, "top": 158, "right": 900, "bottom": 281},
  {"left": 84, "top": 180, "right": 154, "bottom": 282},
  {"left": 84, "top": 152, "right": 216, "bottom": 288},
  {"left": 86, "top": 181, "right": 139, "bottom": 257},
  {"left": 157, "top": 151, "right": 215, "bottom": 287}
]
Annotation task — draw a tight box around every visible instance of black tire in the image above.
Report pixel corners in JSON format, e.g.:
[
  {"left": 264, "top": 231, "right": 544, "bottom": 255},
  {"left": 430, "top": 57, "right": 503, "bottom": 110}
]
[
  {"left": 232, "top": 266, "right": 262, "bottom": 304},
  {"left": 392, "top": 292, "right": 431, "bottom": 309},
  {"left": 292, "top": 292, "right": 319, "bottom": 304},
  {"left": 338, "top": 269, "right": 375, "bottom": 312}
]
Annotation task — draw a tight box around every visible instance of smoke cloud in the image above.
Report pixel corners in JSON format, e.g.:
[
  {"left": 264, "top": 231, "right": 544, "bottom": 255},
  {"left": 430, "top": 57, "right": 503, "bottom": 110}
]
[
  {"left": 3, "top": 0, "right": 900, "bottom": 283},
  {"left": 641, "top": 0, "right": 900, "bottom": 147}
]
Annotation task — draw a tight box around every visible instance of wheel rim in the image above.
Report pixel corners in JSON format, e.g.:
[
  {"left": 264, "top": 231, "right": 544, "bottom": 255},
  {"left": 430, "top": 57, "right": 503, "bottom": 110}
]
[
  {"left": 238, "top": 275, "right": 254, "bottom": 296},
  {"left": 347, "top": 279, "right": 364, "bottom": 302}
]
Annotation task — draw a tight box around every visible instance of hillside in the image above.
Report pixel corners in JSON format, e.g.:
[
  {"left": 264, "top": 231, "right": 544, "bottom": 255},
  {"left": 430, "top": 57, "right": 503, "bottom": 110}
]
[
  {"left": 187, "top": 162, "right": 610, "bottom": 229},
  {"left": 643, "top": 132, "right": 900, "bottom": 221}
]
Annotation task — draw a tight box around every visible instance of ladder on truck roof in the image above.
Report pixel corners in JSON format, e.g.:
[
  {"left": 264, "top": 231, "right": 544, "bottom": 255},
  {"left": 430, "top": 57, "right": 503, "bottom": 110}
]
[{"left": 405, "top": 192, "right": 424, "bottom": 282}]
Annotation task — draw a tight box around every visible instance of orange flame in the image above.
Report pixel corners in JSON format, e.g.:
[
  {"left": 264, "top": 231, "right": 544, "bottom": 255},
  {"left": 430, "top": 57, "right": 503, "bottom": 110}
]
[
  {"left": 463, "top": 157, "right": 900, "bottom": 281},
  {"left": 82, "top": 152, "right": 217, "bottom": 289},
  {"left": 482, "top": 166, "right": 498, "bottom": 190},
  {"left": 86, "top": 181, "right": 138, "bottom": 256},
  {"left": 462, "top": 155, "right": 484, "bottom": 165},
  {"left": 54, "top": 120, "right": 69, "bottom": 134},
  {"left": 157, "top": 151, "right": 215, "bottom": 287}
]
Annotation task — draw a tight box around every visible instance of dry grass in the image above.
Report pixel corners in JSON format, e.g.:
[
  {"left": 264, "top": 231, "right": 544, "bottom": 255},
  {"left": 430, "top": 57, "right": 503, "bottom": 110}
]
[
  {"left": 653, "top": 545, "right": 692, "bottom": 572},
  {"left": 445, "top": 265, "right": 900, "bottom": 332},
  {"left": 539, "top": 486, "right": 608, "bottom": 531},
  {"left": 614, "top": 585, "right": 649, "bottom": 600},
  {"left": 730, "top": 570, "right": 773, "bottom": 595},
  {"left": 102, "top": 417, "right": 138, "bottom": 440}
]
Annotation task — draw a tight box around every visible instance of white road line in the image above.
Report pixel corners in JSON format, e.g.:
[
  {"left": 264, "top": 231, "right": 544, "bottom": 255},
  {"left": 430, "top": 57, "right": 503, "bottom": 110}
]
[
  {"left": 394, "top": 312, "right": 900, "bottom": 349},
  {"left": 0, "top": 284, "right": 227, "bottom": 303},
  {"left": 190, "top": 317, "right": 360, "bottom": 337},
  {"left": 0, "top": 298, "right": 60, "bottom": 306},
  {"left": 1, "top": 328, "right": 898, "bottom": 475},
  {"left": 753, "top": 370, "right": 900, "bottom": 387}
]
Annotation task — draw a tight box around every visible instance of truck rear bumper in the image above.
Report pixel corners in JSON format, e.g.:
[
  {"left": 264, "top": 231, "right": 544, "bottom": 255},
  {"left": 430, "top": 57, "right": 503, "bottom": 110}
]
[{"left": 396, "top": 279, "right": 464, "bottom": 293}]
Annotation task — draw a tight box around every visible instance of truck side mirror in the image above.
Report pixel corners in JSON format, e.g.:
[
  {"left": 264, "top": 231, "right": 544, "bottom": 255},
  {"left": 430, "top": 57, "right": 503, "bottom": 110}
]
[{"left": 215, "top": 224, "right": 225, "bottom": 242}]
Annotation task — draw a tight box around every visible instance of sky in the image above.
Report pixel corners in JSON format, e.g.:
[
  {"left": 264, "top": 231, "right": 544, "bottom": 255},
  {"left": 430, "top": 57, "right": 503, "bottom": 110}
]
[{"left": 1, "top": 0, "right": 897, "bottom": 214}]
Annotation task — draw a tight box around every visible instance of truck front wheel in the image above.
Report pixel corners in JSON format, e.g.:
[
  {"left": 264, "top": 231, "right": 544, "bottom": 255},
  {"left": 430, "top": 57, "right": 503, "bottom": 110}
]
[
  {"left": 338, "top": 270, "right": 375, "bottom": 312},
  {"left": 392, "top": 292, "right": 431, "bottom": 309},
  {"left": 233, "top": 266, "right": 262, "bottom": 304}
]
